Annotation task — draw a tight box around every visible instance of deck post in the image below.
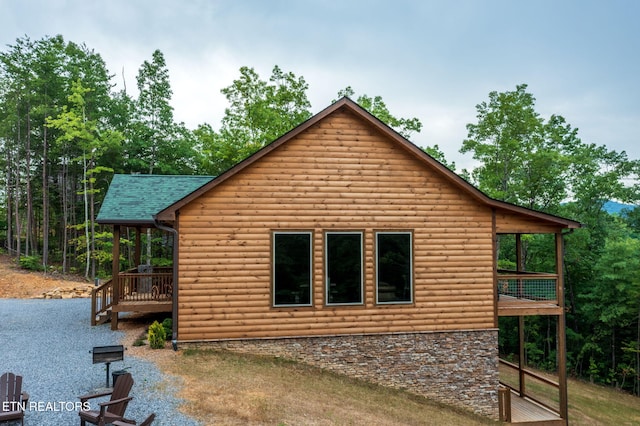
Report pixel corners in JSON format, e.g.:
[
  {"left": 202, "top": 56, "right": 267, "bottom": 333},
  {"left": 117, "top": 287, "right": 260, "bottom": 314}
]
[
  {"left": 518, "top": 315, "right": 526, "bottom": 396},
  {"left": 516, "top": 234, "right": 526, "bottom": 396},
  {"left": 134, "top": 226, "right": 142, "bottom": 267},
  {"left": 111, "top": 225, "right": 121, "bottom": 331},
  {"left": 557, "top": 232, "right": 569, "bottom": 423}
]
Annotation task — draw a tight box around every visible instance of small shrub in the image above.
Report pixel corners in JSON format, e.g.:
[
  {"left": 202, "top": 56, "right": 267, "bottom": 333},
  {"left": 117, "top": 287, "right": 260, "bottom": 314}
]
[
  {"left": 161, "top": 318, "right": 172, "bottom": 340},
  {"left": 148, "top": 320, "right": 166, "bottom": 349},
  {"left": 18, "top": 255, "right": 45, "bottom": 271}
]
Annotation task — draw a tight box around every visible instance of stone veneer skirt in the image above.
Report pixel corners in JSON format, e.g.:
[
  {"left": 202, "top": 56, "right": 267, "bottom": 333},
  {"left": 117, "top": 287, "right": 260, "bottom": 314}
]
[{"left": 182, "top": 329, "right": 499, "bottom": 419}]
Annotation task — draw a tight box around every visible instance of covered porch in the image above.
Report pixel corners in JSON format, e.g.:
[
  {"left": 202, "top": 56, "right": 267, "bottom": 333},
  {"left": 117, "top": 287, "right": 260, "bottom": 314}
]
[
  {"left": 91, "top": 224, "right": 175, "bottom": 329},
  {"left": 494, "top": 228, "right": 573, "bottom": 425},
  {"left": 94, "top": 174, "right": 215, "bottom": 330}
]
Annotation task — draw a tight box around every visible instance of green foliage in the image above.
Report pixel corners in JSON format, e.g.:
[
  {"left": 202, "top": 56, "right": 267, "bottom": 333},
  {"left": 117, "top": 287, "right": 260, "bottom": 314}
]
[
  {"left": 161, "top": 318, "right": 172, "bottom": 340},
  {"left": 200, "top": 65, "right": 312, "bottom": 175},
  {"left": 2, "top": 33, "right": 640, "bottom": 394},
  {"left": 461, "top": 84, "right": 573, "bottom": 210},
  {"left": 336, "top": 86, "right": 422, "bottom": 139},
  {"left": 422, "top": 144, "right": 456, "bottom": 171},
  {"left": 18, "top": 256, "right": 45, "bottom": 271},
  {"left": 148, "top": 320, "right": 166, "bottom": 349},
  {"left": 467, "top": 84, "right": 640, "bottom": 393}
]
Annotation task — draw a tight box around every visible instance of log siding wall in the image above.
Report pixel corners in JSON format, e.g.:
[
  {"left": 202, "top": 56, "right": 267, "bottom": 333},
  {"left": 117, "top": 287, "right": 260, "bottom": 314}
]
[{"left": 177, "top": 110, "right": 496, "bottom": 341}]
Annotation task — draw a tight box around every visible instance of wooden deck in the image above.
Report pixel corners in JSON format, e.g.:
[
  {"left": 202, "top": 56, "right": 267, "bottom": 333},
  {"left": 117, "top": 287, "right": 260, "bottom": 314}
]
[
  {"left": 498, "top": 294, "right": 563, "bottom": 316},
  {"left": 91, "top": 267, "right": 174, "bottom": 326},
  {"left": 509, "top": 391, "right": 564, "bottom": 425},
  {"left": 112, "top": 296, "right": 172, "bottom": 313},
  {"left": 497, "top": 272, "right": 563, "bottom": 316}
]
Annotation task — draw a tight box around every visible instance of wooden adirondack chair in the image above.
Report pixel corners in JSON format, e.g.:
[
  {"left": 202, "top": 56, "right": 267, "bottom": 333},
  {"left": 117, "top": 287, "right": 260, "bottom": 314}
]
[
  {"left": 112, "top": 412, "right": 155, "bottom": 426},
  {"left": 78, "top": 372, "right": 134, "bottom": 426},
  {"left": 0, "top": 372, "right": 28, "bottom": 426}
]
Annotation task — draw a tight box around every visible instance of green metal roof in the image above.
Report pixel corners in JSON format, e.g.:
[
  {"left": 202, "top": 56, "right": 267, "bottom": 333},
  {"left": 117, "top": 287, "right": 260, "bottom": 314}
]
[{"left": 96, "top": 174, "right": 215, "bottom": 225}]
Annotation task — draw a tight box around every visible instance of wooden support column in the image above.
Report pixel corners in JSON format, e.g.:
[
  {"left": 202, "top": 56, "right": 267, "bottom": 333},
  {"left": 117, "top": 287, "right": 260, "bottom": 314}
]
[
  {"left": 518, "top": 315, "right": 526, "bottom": 396},
  {"left": 516, "top": 234, "right": 526, "bottom": 396},
  {"left": 556, "top": 232, "right": 569, "bottom": 423},
  {"left": 111, "top": 225, "right": 120, "bottom": 331},
  {"left": 134, "top": 226, "right": 142, "bottom": 267}
]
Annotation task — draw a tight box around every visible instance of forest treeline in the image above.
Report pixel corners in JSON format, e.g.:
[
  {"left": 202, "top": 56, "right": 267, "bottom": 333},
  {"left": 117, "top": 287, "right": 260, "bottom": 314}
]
[{"left": 1, "top": 35, "right": 639, "bottom": 395}]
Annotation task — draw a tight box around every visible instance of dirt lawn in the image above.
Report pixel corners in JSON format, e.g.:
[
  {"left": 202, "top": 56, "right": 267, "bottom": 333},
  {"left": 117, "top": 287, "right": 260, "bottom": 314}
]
[{"left": 0, "top": 254, "right": 91, "bottom": 298}]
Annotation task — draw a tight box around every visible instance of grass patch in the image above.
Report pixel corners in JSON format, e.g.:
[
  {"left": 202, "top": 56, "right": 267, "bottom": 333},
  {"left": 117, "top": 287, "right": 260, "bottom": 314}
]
[
  {"left": 567, "top": 378, "right": 640, "bottom": 425},
  {"left": 160, "top": 349, "right": 496, "bottom": 425},
  {"left": 148, "top": 345, "right": 640, "bottom": 425}
]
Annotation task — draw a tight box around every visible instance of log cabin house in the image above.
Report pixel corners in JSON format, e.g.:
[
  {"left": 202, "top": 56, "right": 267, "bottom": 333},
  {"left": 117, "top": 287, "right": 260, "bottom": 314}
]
[{"left": 96, "top": 97, "right": 581, "bottom": 423}]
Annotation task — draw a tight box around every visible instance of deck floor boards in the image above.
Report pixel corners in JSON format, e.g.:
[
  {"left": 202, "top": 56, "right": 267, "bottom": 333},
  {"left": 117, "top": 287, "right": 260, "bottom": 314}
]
[{"left": 510, "top": 391, "right": 564, "bottom": 425}]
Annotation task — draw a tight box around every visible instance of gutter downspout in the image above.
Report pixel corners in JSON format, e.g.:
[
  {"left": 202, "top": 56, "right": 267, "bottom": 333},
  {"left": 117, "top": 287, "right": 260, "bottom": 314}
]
[{"left": 155, "top": 218, "right": 179, "bottom": 351}]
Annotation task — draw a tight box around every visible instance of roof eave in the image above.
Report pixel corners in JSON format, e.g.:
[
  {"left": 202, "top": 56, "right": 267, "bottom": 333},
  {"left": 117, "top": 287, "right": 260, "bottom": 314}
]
[{"left": 95, "top": 219, "right": 157, "bottom": 226}]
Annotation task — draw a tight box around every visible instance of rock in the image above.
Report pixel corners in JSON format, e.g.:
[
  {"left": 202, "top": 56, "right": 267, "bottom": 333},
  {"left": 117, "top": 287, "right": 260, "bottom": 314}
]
[{"left": 35, "top": 284, "right": 94, "bottom": 299}]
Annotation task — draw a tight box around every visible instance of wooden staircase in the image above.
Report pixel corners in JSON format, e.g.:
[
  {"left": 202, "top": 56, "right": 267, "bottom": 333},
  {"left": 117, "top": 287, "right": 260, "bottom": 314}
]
[{"left": 91, "top": 278, "right": 114, "bottom": 326}]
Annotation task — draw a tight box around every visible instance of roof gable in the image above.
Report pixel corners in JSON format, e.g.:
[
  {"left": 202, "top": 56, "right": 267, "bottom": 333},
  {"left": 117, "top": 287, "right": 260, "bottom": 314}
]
[
  {"left": 96, "top": 174, "right": 215, "bottom": 225},
  {"left": 153, "top": 97, "right": 580, "bottom": 230}
]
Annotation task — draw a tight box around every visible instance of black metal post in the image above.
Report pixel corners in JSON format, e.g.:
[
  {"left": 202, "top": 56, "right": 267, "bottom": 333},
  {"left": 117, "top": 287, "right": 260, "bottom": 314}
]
[{"left": 105, "top": 362, "right": 111, "bottom": 388}]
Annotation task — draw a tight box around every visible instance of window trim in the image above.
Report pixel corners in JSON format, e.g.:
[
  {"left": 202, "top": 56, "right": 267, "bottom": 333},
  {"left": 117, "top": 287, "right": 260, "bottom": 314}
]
[
  {"left": 272, "top": 231, "right": 313, "bottom": 307},
  {"left": 324, "top": 231, "right": 364, "bottom": 306},
  {"left": 375, "top": 231, "right": 413, "bottom": 305}
]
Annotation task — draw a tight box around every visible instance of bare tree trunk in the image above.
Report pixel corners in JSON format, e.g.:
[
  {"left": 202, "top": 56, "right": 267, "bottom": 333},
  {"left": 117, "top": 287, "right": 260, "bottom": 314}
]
[
  {"left": 42, "top": 123, "right": 49, "bottom": 270},
  {"left": 14, "top": 104, "right": 22, "bottom": 258},
  {"left": 5, "top": 144, "right": 13, "bottom": 253},
  {"left": 61, "top": 163, "right": 68, "bottom": 273},
  {"left": 14, "top": 165, "right": 21, "bottom": 258},
  {"left": 69, "top": 175, "right": 77, "bottom": 271},
  {"left": 612, "top": 326, "right": 616, "bottom": 388},
  {"left": 83, "top": 152, "right": 90, "bottom": 279},
  {"left": 89, "top": 157, "right": 96, "bottom": 280},
  {"left": 25, "top": 106, "right": 32, "bottom": 256}
]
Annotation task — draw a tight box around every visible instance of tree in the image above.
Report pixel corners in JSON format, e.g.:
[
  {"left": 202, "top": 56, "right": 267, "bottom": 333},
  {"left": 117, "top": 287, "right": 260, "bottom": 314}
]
[
  {"left": 46, "top": 79, "right": 120, "bottom": 279},
  {"left": 463, "top": 83, "right": 640, "bottom": 389},
  {"left": 127, "top": 49, "right": 175, "bottom": 174},
  {"left": 460, "top": 84, "right": 573, "bottom": 211},
  {"left": 0, "top": 35, "right": 118, "bottom": 274},
  {"left": 581, "top": 222, "right": 640, "bottom": 391},
  {"left": 201, "top": 65, "right": 312, "bottom": 174},
  {"left": 335, "top": 87, "right": 422, "bottom": 140},
  {"left": 333, "top": 87, "right": 456, "bottom": 170}
]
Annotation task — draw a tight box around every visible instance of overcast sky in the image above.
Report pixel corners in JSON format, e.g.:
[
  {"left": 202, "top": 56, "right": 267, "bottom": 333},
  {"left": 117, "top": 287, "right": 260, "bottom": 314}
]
[{"left": 2, "top": 0, "right": 639, "bottom": 170}]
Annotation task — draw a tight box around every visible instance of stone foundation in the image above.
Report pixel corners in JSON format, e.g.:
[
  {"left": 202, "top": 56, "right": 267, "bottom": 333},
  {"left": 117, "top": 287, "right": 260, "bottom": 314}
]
[{"left": 182, "top": 329, "right": 499, "bottom": 419}]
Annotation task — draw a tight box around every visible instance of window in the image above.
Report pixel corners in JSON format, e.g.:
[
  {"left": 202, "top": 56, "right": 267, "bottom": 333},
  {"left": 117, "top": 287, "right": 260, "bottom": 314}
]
[
  {"left": 325, "top": 232, "right": 363, "bottom": 305},
  {"left": 376, "top": 232, "right": 412, "bottom": 304},
  {"left": 273, "top": 232, "right": 312, "bottom": 306}
]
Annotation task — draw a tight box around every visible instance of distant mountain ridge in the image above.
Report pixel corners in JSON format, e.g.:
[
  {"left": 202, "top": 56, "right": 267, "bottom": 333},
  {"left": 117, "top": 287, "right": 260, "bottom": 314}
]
[{"left": 604, "top": 200, "right": 635, "bottom": 214}]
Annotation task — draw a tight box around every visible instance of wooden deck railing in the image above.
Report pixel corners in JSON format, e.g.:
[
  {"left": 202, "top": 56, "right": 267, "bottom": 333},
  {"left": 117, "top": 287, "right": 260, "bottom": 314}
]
[
  {"left": 91, "top": 266, "right": 173, "bottom": 325},
  {"left": 498, "top": 386, "right": 512, "bottom": 422},
  {"left": 499, "top": 358, "right": 561, "bottom": 416},
  {"left": 118, "top": 267, "right": 173, "bottom": 302},
  {"left": 91, "top": 278, "right": 114, "bottom": 326},
  {"left": 497, "top": 271, "right": 558, "bottom": 303}
]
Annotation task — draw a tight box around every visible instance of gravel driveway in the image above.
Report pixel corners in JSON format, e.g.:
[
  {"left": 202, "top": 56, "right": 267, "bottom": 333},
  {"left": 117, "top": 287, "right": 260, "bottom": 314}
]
[{"left": 0, "top": 298, "right": 201, "bottom": 425}]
